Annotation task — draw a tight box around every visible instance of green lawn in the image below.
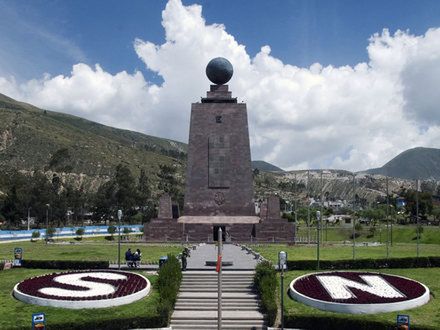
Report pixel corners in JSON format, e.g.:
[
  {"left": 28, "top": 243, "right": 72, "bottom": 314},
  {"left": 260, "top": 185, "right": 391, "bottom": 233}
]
[
  {"left": 283, "top": 268, "right": 440, "bottom": 329},
  {"left": 0, "top": 268, "right": 160, "bottom": 330},
  {"left": 295, "top": 225, "right": 440, "bottom": 244},
  {"left": 252, "top": 243, "right": 440, "bottom": 264},
  {"left": 0, "top": 238, "right": 183, "bottom": 263}
]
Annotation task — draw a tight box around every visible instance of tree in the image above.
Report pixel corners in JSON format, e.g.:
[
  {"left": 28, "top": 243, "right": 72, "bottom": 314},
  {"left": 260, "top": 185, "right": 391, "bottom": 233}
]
[
  {"left": 157, "top": 163, "right": 184, "bottom": 209},
  {"left": 1, "top": 185, "right": 20, "bottom": 227},
  {"left": 114, "top": 164, "right": 138, "bottom": 213},
  {"left": 404, "top": 190, "right": 433, "bottom": 221},
  {"left": 137, "top": 168, "right": 151, "bottom": 204}
]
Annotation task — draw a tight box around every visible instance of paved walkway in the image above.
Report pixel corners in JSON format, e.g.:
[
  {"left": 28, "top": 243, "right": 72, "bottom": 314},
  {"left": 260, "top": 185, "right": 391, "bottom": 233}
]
[{"left": 186, "top": 243, "right": 259, "bottom": 270}]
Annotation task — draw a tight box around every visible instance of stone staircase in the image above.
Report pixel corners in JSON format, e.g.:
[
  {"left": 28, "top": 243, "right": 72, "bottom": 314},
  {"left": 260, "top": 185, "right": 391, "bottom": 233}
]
[{"left": 170, "top": 271, "right": 265, "bottom": 329}]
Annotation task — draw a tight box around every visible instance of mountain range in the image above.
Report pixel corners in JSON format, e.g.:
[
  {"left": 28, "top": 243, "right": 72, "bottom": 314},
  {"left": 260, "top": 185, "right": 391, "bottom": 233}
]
[
  {"left": 1, "top": 93, "right": 439, "bottom": 195},
  {"left": 365, "top": 147, "right": 440, "bottom": 180},
  {"left": 0, "top": 93, "right": 187, "bottom": 190}
]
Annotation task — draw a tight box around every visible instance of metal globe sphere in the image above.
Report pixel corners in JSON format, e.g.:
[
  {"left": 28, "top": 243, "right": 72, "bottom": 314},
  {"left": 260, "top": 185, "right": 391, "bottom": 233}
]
[{"left": 206, "top": 57, "right": 233, "bottom": 85}]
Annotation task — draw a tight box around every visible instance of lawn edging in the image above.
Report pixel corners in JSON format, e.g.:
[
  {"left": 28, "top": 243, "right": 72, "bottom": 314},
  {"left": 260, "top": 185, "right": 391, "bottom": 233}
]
[
  {"left": 285, "top": 314, "right": 436, "bottom": 330},
  {"left": 21, "top": 259, "right": 109, "bottom": 269}
]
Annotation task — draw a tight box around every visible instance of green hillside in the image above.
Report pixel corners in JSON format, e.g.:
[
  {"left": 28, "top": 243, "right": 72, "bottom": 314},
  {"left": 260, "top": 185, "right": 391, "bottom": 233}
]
[
  {"left": 251, "top": 160, "right": 284, "bottom": 172},
  {"left": 367, "top": 147, "right": 440, "bottom": 180},
  {"left": 0, "top": 93, "right": 187, "bottom": 183}
]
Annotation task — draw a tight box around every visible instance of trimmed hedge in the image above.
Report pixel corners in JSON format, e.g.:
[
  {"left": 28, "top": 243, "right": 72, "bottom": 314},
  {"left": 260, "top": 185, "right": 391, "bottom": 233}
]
[
  {"left": 156, "top": 254, "right": 182, "bottom": 326},
  {"left": 254, "top": 261, "right": 277, "bottom": 326},
  {"left": 285, "top": 314, "right": 435, "bottom": 330},
  {"left": 286, "top": 256, "right": 440, "bottom": 270},
  {"left": 21, "top": 316, "right": 164, "bottom": 330},
  {"left": 21, "top": 259, "right": 109, "bottom": 270}
]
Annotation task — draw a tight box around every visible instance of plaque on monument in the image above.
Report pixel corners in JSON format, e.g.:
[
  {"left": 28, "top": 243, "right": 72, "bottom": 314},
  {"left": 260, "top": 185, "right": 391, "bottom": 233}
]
[{"left": 158, "top": 194, "right": 172, "bottom": 219}]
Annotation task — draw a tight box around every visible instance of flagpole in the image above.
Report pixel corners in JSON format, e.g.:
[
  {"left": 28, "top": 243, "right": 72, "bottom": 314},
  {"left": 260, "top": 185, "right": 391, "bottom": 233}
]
[
  {"left": 416, "top": 179, "right": 420, "bottom": 258},
  {"left": 218, "top": 227, "right": 222, "bottom": 330}
]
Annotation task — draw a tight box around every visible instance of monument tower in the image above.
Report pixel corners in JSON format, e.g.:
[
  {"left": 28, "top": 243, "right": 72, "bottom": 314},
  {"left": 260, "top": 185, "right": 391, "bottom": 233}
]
[
  {"left": 180, "top": 57, "right": 256, "bottom": 219},
  {"left": 144, "top": 58, "right": 295, "bottom": 242}
]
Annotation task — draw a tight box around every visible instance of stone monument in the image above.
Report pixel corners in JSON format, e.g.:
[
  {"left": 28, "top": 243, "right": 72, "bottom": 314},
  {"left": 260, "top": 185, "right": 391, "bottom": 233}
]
[{"left": 144, "top": 57, "right": 295, "bottom": 242}]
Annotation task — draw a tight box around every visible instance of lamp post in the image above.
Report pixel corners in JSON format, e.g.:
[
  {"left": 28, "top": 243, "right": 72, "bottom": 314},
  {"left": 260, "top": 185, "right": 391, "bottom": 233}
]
[
  {"left": 316, "top": 210, "right": 321, "bottom": 270},
  {"left": 279, "top": 251, "right": 287, "bottom": 330},
  {"left": 45, "top": 204, "right": 50, "bottom": 244},
  {"left": 27, "top": 207, "right": 32, "bottom": 231},
  {"left": 117, "top": 209, "right": 122, "bottom": 270}
]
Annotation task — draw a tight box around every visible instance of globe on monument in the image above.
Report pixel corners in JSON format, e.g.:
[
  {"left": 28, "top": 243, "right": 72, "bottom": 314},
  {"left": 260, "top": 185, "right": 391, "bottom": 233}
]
[{"left": 206, "top": 57, "right": 233, "bottom": 85}]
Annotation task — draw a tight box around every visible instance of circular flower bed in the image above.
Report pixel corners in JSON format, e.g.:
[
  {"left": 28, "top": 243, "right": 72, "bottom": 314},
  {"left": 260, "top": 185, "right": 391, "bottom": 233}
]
[
  {"left": 289, "top": 271, "right": 430, "bottom": 314},
  {"left": 13, "top": 270, "right": 151, "bottom": 309}
]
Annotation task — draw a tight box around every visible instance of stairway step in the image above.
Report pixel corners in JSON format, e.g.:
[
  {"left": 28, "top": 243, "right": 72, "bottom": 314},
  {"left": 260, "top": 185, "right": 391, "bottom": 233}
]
[
  {"left": 170, "top": 325, "right": 265, "bottom": 330},
  {"left": 176, "top": 298, "right": 258, "bottom": 305},
  {"left": 180, "top": 287, "right": 252, "bottom": 292},
  {"left": 171, "top": 310, "right": 264, "bottom": 320},
  {"left": 170, "top": 318, "right": 264, "bottom": 329}
]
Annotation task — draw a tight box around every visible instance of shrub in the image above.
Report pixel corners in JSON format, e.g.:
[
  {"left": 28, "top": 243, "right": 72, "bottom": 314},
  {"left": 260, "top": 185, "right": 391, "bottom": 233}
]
[
  {"left": 75, "top": 228, "right": 85, "bottom": 240},
  {"left": 45, "top": 316, "right": 163, "bottom": 330},
  {"left": 254, "top": 261, "right": 277, "bottom": 326},
  {"left": 31, "top": 230, "right": 40, "bottom": 240},
  {"left": 285, "top": 314, "right": 392, "bottom": 330},
  {"left": 107, "top": 225, "right": 117, "bottom": 240},
  {"left": 286, "top": 256, "right": 440, "bottom": 270},
  {"left": 21, "top": 260, "right": 109, "bottom": 270},
  {"left": 156, "top": 254, "right": 182, "bottom": 326},
  {"left": 349, "top": 232, "right": 361, "bottom": 239},
  {"left": 46, "top": 227, "right": 56, "bottom": 240}
]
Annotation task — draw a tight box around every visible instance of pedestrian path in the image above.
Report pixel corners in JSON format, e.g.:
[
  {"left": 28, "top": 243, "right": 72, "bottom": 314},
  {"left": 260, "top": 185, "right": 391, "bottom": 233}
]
[
  {"left": 186, "top": 243, "right": 259, "bottom": 270},
  {"left": 170, "top": 271, "right": 265, "bottom": 329}
]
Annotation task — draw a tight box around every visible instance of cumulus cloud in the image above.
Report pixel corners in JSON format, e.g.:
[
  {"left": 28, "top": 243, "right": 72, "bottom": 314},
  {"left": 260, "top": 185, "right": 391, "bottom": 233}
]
[{"left": 1, "top": 0, "right": 440, "bottom": 171}]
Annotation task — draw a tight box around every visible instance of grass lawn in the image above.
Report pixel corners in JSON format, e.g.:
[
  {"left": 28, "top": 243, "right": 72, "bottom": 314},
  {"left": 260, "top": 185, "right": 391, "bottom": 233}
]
[
  {"left": 283, "top": 268, "right": 440, "bottom": 329},
  {"left": 0, "top": 237, "right": 184, "bottom": 263},
  {"left": 295, "top": 225, "right": 440, "bottom": 245},
  {"left": 0, "top": 268, "right": 160, "bottom": 330},
  {"left": 252, "top": 243, "right": 440, "bottom": 264}
]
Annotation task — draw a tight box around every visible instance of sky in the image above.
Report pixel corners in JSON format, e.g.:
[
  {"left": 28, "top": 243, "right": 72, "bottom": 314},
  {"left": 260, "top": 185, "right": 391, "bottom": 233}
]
[{"left": 1, "top": 0, "right": 440, "bottom": 171}]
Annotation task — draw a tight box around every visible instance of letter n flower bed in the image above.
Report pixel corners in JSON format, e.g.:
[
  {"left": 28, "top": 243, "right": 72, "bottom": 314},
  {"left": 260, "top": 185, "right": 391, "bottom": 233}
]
[
  {"left": 13, "top": 270, "right": 151, "bottom": 309},
  {"left": 289, "top": 271, "right": 430, "bottom": 314}
]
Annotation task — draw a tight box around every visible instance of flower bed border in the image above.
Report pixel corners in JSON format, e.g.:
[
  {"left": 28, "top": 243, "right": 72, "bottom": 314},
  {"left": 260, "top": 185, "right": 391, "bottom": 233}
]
[
  {"left": 13, "top": 270, "right": 151, "bottom": 309},
  {"left": 289, "top": 271, "right": 430, "bottom": 314}
]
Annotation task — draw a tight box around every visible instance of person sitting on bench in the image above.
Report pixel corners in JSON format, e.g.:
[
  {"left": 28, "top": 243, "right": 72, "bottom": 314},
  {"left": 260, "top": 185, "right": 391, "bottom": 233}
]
[
  {"left": 125, "top": 248, "right": 134, "bottom": 267},
  {"left": 132, "top": 248, "right": 142, "bottom": 267}
]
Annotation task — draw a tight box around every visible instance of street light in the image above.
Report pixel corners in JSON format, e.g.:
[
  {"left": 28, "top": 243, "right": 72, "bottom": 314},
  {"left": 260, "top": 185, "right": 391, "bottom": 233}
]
[
  {"left": 278, "top": 251, "right": 287, "bottom": 330},
  {"left": 316, "top": 210, "right": 321, "bottom": 270},
  {"left": 45, "top": 204, "right": 50, "bottom": 244},
  {"left": 117, "top": 209, "right": 123, "bottom": 270},
  {"left": 27, "top": 206, "right": 32, "bottom": 231}
]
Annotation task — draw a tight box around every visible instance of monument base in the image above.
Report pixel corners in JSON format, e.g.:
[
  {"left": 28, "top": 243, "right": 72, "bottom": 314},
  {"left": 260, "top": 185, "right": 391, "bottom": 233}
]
[{"left": 143, "top": 217, "right": 295, "bottom": 243}]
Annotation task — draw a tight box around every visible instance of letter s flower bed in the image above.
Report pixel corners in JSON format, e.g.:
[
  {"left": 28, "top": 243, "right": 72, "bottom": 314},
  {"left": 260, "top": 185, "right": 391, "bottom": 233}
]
[{"left": 13, "top": 270, "right": 151, "bottom": 309}]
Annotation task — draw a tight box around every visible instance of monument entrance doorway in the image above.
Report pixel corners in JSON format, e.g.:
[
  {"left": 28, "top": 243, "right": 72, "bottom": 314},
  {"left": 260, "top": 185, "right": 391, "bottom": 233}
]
[{"left": 213, "top": 225, "right": 226, "bottom": 241}]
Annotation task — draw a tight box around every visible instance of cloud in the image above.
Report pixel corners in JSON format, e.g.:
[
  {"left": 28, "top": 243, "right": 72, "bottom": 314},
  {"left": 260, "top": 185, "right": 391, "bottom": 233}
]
[{"left": 1, "top": 0, "right": 440, "bottom": 172}]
